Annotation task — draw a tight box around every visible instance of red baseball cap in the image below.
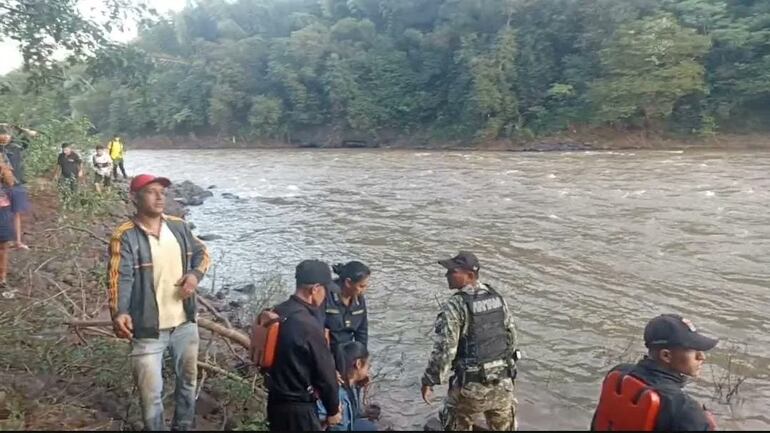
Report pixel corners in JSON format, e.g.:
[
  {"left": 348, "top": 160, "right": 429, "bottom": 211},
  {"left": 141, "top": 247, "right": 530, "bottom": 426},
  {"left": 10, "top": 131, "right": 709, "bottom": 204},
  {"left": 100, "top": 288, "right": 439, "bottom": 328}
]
[{"left": 130, "top": 174, "right": 171, "bottom": 192}]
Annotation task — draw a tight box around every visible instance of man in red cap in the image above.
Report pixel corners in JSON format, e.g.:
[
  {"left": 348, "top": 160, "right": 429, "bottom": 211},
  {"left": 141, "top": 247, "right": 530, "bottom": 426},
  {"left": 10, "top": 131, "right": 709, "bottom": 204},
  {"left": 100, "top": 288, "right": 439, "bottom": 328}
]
[{"left": 108, "top": 174, "right": 210, "bottom": 431}]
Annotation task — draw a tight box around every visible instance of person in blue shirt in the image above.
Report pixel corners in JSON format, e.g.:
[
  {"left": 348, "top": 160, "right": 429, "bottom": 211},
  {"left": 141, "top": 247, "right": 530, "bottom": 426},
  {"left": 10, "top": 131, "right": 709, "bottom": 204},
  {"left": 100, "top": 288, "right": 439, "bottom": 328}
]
[
  {"left": 325, "top": 261, "right": 371, "bottom": 355},
  {"left": 318, "top": 341, "right": 378, "bottom": 431}
]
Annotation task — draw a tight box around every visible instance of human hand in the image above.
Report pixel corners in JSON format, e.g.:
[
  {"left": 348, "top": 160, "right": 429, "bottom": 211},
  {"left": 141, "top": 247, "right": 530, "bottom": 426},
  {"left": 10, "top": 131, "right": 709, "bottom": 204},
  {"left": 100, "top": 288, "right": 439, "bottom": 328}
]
[
  {"left": 703, "top": 405, "right": 717, "bottom": 431},
  {"left": 113, "top": 314, "right": 134, "bottom": 339},
  {"left": 326, "top": 407, "right": 343, "bottom": 426},
  {"left": 421, "top": 385, "right": 433, "bottom": 405},
  {"left": 177, "top": 273, "right": 199, "bottom": 299}
]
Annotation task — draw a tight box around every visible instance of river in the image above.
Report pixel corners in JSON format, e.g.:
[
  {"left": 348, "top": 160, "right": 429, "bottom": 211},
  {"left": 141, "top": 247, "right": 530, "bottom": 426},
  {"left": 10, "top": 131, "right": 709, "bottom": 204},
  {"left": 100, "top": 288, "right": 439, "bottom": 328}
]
[{"left": 129, "top": 148, "right": 770, "bottom": 430}]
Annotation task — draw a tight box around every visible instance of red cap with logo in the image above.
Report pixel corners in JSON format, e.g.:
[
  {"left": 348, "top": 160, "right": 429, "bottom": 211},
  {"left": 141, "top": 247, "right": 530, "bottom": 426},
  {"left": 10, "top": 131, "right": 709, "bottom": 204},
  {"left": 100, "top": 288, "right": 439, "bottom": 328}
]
[{"left": 130, "top": 174, "right": 171, "bottom": 193}]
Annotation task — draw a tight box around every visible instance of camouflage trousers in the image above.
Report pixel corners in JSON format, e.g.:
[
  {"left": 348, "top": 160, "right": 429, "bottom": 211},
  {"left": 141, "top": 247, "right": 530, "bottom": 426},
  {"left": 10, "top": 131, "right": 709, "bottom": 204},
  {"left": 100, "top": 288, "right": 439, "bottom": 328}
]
[{"left": 440, "top": 378, "right": 518, "bottom": 431}]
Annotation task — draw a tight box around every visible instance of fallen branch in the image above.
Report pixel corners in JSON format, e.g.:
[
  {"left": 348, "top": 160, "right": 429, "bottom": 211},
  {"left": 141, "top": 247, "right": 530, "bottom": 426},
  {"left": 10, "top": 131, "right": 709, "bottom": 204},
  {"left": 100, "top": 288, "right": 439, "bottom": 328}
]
[
  {"left": 197, "top": 294, "right": 231, "bottom": 328},
  {"left": 66, "top": 317, "right": 252, "bottom": 351},
  {"left": 67, "top": 319, "right": 112, "bottom": 327},
  {"left": 198, "top": 318, "right": 250, "bottom": 350},
  {"left": 39, "top": 225, "right": 110, "bottom": 246},
  {"left": 197, "top": 361, "right": 250, "bottom": 385}
]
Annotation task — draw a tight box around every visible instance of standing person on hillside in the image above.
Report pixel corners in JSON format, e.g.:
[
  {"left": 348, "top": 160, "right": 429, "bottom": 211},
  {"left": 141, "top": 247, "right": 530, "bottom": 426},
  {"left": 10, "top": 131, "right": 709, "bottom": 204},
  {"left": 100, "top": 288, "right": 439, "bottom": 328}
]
[
  {"left": 0, "top": 123, "right": 36, "bottom": 185},
  {"left": 0, "top": 160, "right": 29, "bottom": 295},
  {"left": 107, "top": 174, "right": 210, "bottom": 431},
  {"left": 421, "top": 252, "right": 519, "bottom": 431},
  {"left": 108, "top": 135, "right": 127, "bottom": 179},
  {"left": 54, "top": 143, "right": 83, "bottom": 196},
  {"left": 91, "top": 144, "right": 112, "bottom": 192},
  {"left": 266, "top": 259, "right": 342, "bottom": 431}
]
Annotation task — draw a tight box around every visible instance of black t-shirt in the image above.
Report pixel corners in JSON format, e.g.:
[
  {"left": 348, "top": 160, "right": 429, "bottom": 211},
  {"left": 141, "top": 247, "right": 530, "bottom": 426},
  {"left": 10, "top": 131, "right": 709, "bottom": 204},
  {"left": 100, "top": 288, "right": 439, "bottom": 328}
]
[
  {"left": 1, "top": 143, "right": 25, "bottom": 184},
  {"left": 58, "top": 152, "right": 82, "bottom": 178}
]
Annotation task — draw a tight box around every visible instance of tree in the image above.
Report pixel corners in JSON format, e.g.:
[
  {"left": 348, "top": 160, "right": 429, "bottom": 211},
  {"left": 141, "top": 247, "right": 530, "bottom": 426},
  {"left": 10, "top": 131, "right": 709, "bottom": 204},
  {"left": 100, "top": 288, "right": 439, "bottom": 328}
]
[
  {"left": 0, "top": 0, "right": 154, "bottom": 86},
  {"left": 589, "top": 14, "right": 711, "bottom": 130}
]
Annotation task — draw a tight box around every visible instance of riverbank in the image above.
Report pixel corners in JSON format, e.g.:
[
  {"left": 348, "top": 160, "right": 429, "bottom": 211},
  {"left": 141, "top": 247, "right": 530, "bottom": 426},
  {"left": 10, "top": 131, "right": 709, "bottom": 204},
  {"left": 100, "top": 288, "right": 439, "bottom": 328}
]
[
  {"left": 0, "top": 179, "right": 266, "bottom": 430},
  {"left": 128, "top": 129, "right": 770, "bottom": 152}
]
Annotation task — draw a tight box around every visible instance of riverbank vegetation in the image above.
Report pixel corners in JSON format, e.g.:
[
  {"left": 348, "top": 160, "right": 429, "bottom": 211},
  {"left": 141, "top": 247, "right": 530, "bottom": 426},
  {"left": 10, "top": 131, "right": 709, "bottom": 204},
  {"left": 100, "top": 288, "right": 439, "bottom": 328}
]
[
  {"left": 0, "top": 174, "right": 269, "bottom": 429},
  {"left": 0, "top": 0, "right": 770, "bottom": 147},
  {"left": 2, "top": 0, "right": 770, "bottom": 147}
]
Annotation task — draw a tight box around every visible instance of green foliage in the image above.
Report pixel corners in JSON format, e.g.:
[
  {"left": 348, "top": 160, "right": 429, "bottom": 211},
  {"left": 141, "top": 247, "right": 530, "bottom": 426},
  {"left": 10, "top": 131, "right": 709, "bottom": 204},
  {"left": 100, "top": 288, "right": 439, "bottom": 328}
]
[
  {"left": 0, "top": 0, "right": 155, "bottom": 87},
  {"left": 25, "top": 117, "right": 98, "bottom": 178},
  {"left": 4, "top": 0, "right": 770, "bottom": 140},
  {"left": 590, "top": 14, "right": 711, "bottom": 128}
]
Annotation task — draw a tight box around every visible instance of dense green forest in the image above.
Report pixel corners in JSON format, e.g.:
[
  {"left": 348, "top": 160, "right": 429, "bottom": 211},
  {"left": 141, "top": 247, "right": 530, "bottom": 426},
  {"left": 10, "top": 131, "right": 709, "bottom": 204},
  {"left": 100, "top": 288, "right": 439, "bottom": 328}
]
[{"left": 2, "top": 0, "right": 770, "bottom": 144}]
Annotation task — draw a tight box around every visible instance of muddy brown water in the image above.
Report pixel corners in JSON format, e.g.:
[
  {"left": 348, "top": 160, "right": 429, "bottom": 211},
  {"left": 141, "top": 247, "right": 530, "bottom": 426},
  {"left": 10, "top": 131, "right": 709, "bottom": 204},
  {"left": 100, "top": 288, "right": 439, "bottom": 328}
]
[{"left": 130, "top": 149, "right": 770, "bottom": 430}]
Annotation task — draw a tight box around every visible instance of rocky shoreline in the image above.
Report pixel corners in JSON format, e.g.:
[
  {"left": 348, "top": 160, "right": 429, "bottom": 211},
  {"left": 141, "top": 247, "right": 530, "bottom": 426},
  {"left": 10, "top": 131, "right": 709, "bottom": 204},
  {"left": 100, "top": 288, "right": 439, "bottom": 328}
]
[{"left": 127, "top": 131, "right": 770, "bottom": 152}]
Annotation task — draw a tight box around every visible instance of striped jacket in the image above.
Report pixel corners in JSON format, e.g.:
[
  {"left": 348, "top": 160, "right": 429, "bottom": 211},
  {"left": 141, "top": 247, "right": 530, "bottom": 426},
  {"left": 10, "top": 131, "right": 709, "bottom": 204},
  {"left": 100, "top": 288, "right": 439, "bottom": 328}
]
[{"left": 107, "top": 215, "right": 210, "bottom": 339}]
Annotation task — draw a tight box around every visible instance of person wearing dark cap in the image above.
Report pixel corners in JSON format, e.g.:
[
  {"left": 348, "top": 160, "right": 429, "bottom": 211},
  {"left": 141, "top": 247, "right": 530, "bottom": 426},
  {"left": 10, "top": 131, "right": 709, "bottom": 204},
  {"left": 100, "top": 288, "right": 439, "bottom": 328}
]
[
  {"left": 107, "top": 174, "right": 210, "bottom": 431},
  {"left": 266, "top": 259, "right": 343, "bottom": 431},
  {"left": 591, "top": 314, "right": 719, "bottom": 431},
  {"left": 420, "top": 251, "right": 519, "bottom": 431}
]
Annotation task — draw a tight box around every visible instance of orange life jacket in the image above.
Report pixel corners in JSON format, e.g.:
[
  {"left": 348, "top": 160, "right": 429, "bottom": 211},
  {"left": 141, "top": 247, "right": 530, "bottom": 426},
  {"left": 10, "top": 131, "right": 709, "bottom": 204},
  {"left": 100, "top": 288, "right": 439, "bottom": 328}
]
[
  {"left": 250, "top": 310, "right": 282, "bottom": 369},
  {"left": 593, "top": 370, "right": 662, "bottom": 431},
  {"left": 250, "top": 309, "right": 332, "bottom": 370}
]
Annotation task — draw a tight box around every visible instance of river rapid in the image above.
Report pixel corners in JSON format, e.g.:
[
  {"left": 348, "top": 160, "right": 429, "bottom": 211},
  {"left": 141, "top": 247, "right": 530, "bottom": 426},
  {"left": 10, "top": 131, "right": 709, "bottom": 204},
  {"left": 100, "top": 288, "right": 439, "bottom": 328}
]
[{"left": 129, "top": 148, "right": 770, "bottom": 430}]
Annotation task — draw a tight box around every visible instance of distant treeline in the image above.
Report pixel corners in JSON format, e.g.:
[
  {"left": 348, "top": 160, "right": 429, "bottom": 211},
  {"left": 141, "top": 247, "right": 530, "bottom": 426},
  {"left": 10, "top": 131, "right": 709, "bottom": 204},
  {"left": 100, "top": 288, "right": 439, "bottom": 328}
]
[{"left": 2, "top": 0, "right": 769, "bottom": 142}]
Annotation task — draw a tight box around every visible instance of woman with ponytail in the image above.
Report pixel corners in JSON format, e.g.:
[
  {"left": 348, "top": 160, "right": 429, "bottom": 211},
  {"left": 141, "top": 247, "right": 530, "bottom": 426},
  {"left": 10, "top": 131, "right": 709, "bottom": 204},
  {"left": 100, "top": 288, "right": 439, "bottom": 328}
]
[
  {"left": 324, "top": 261, "right": 371, "bottom": 355},
  {"left": 317, "top": 341, "right": 378, "bottom": 431}
]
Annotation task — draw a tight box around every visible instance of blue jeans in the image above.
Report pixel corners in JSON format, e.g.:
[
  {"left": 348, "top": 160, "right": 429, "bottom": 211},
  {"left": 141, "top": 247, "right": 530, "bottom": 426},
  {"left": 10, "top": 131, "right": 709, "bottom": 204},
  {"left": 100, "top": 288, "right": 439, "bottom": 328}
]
[
  {"left": 130, "top": 322, "right": 199, "bottom": 431},
  {"left": 353, "top": 418, "right": 378, "bottom": 431}
]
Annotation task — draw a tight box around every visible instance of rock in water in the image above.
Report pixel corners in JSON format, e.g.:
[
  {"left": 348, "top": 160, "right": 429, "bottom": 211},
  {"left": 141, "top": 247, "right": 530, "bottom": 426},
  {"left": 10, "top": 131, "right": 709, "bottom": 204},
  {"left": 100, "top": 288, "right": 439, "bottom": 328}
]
[
  {"left": 221, "top": 192, "right": 241, "bottom": 200},
  {"left": 197, "top": 234, "right": 223, "bottom": 241},
  {"left": 233, "top": 283, "right": 257, "bottom": 294}
]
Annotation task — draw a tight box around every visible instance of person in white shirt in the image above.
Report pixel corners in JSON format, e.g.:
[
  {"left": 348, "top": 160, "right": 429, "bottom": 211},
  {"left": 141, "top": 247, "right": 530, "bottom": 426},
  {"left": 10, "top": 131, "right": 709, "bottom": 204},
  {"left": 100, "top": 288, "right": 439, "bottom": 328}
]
[{"left": 92, "top": 144, "right": 113, "bottom": 192}]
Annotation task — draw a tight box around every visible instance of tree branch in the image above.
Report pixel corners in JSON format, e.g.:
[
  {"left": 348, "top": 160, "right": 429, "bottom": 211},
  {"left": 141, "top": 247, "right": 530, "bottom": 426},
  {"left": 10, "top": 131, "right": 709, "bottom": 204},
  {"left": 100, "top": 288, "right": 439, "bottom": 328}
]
[
  {"left": 197, "top": 361, "right": 250, "bottom": 384},
  {"left": 196, "top": 294, "right": 231, "bottom": 328},
  {"left": 0, "top": 3, "right": 32, "bottom": 16}
]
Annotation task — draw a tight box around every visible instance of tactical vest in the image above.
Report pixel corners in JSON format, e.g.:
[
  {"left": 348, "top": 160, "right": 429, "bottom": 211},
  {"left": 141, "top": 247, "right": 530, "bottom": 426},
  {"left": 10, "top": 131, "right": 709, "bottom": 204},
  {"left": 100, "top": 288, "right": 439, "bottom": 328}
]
[{"left": 454, "top": 285, "right": 512, "bottom": 383}]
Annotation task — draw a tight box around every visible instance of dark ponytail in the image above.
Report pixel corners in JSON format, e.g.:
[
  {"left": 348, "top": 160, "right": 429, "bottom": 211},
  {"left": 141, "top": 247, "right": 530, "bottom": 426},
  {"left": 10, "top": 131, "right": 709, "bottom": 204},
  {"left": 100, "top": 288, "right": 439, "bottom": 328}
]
[
  {"left": 332, "top": 261, "right": 371, "bottom": 284},
  {"left": 334, "top": 341, "right": 369, "bottom": 388}
]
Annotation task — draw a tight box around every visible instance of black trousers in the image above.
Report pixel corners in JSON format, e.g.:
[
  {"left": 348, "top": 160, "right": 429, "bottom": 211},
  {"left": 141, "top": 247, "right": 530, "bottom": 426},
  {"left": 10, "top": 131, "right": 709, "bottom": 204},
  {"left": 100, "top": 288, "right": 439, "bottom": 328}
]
[
  {"left": 267, "top": 401, "right": 322, "bottom": 432},
  {"left": 112, "top": 159, "right": 126, "bottom": 178}
]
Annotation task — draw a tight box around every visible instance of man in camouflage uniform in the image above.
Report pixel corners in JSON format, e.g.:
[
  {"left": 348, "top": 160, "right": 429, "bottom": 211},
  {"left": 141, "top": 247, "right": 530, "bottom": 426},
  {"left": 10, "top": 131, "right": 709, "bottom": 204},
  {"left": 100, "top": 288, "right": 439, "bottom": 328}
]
[{"left": 421, "top": 251, "right": 519, "bottom": 431}]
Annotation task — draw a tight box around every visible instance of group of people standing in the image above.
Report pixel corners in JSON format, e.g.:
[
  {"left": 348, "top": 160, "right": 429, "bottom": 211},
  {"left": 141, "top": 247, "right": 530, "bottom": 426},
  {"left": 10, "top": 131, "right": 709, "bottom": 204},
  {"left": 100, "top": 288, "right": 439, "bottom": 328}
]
[
  {"left": 0, "top": 125, "right": 128, "bottom": 296},
  {"left": 106, "top": 173, "right": 722, "bottom": 432},
  {"left": 54, "top": 135, "right": 128, "bottom": 195}
]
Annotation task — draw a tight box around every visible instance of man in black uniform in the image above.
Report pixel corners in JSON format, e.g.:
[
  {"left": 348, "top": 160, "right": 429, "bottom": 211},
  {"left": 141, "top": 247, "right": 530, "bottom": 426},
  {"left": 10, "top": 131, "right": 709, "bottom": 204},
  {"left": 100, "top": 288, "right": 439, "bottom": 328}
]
[
  {"left": 591, "top": 314, "right": 719, "bottom": 431},
  {"left": 267, "top": 259, "right": 342, "bottom": 431}
]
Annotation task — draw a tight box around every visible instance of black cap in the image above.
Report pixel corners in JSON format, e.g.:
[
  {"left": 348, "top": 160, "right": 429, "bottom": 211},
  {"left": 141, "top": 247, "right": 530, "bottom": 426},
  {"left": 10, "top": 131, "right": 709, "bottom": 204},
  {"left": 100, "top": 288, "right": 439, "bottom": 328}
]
[
  {"left": 438, "top": 251, "right": 480, "bottom": 273},
  {"left": 295, "top": 260, "right": 339, "bottom": 291},
  {"left": 644, "top": 314, "right": 718, "bottom": 351}
]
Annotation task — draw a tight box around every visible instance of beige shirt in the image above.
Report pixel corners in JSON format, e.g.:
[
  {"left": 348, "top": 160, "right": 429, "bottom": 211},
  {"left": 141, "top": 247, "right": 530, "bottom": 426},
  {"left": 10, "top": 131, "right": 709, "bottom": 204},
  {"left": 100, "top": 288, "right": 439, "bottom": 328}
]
[{"left": 148, "top": 222, "right": 187, "bottom": 329}]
